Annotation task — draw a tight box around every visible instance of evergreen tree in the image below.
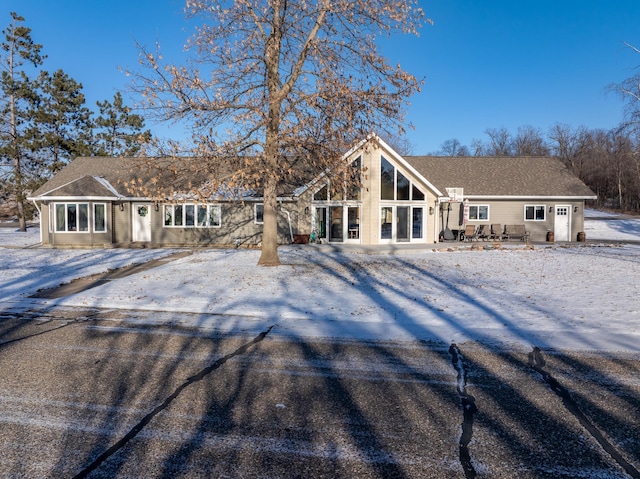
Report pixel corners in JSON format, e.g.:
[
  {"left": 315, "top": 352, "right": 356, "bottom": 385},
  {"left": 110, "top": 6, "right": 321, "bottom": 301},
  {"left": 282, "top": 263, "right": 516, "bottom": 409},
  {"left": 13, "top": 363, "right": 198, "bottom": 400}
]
[
  {"left": 0, "top": 12, "right": 44, "bottom": 230},
  {"left": 93, "top": 92, "right": 151, "bottom": 157},
  {"left": 30, "top": 69, "right": 93, "bottom": 173}
]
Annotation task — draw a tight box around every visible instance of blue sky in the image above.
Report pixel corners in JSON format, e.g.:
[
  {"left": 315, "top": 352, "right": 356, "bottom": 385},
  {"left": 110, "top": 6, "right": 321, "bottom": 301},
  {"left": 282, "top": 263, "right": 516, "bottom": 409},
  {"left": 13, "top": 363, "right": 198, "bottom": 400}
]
[{"left": 5, "top": 0, "right": 640, "bottom": 154}]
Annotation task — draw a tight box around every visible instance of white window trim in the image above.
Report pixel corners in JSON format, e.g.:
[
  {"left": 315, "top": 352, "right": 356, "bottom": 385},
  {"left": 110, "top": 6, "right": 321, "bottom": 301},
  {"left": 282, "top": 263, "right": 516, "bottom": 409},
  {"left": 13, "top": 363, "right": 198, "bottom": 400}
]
[
  {"left": 255, "top": 203, "right": 264, "bottom": 224},
  {"left": 93, "top": 203, "right": 107, "bottom": 232},
  {"left": 163, "top": 203, "right": 221, "bottom": 228},
  {"left": 381, "top": 155, "right": 425, "bottom": 202},
  {"left": 468, "top": 204, "right": 490, "bottom": 221},
  {"left": 524, "top": 204, "right": 547, "bottom": 221},
  {"left": 53, "top": 202, "right": 90, "bottom": 233}
]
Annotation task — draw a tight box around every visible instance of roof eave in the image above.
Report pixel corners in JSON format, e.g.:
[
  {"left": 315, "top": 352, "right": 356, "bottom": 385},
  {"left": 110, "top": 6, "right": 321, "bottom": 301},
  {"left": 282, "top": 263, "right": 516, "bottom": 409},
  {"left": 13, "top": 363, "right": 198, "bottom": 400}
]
[
  {"left": 28, "top": 195, "right": 123, "bottom": 202},
  {"left": 449, "top": 195, "right": 598, "bottom": 200}
]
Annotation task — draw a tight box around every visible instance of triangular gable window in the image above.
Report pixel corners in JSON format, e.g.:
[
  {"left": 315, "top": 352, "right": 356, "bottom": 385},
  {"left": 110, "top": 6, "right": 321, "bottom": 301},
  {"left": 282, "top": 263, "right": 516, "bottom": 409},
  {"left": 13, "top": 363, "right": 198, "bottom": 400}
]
[{"left": 381, "top": 155, "right": 425, "bottom": 201}]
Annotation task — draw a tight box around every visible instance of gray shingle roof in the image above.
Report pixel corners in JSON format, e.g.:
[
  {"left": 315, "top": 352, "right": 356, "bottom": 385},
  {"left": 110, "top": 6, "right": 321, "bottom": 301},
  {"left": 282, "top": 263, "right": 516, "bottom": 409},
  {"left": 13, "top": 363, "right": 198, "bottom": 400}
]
[
  {"left": 30, "top": 156, "right": 291, "bottom": 200},
  {"left": 30, "top": 156, "right": 231, "bottom": 200},
  {"left": 31, "top": 154, "right": 597, "bottom": 201},
  {"left": 31, "top": 157, "right": 144, "bottom": 198},
  {"left": 405, "top": 156, "right": 597, "bottom": 198}
]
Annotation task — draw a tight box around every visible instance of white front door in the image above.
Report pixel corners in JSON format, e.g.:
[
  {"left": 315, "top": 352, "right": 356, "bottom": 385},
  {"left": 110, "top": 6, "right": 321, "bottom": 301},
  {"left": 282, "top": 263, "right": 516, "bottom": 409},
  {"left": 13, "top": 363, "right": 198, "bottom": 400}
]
[
  {"left": 554, "top": 205, "right": 571, "bottom": 241},
  {"left": 132, "top": 203, "right": 152, "bottom": 242}
]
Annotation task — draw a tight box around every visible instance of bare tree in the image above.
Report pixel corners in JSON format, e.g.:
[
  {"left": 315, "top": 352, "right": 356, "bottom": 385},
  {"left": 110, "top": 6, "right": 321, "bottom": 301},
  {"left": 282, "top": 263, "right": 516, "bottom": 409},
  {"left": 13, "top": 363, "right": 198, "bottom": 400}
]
[
  {"left": 469, "top": 138, "right": 485, "bottom": 156},
  {"left": 484, "top": 127, "right": 512, "bottom": 156},
  {"left": 129, "top": 0, "right": 427, "bottom": 265},
  {"left": 548, "top": 123, "right": 590, "bottom": 176},
  {"left": 613, "top": 43, "right": 640, "bottom": 129},
  {"left": 439, "top": 138, "right": 469, "bottom": 156},
  {"left": 512, "top": 125, "right": 549, "bottom": 156},
  {"left": 381, "top": 131, "right": 416, "bottom": 156}
]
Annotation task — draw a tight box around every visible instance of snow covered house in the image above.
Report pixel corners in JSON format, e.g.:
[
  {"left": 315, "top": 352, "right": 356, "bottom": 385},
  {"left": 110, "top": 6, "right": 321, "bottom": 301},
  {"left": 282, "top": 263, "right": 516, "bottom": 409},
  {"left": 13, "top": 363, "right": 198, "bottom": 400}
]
[{"left": 28, "top": 135, "right": 596, "bottom": 247}]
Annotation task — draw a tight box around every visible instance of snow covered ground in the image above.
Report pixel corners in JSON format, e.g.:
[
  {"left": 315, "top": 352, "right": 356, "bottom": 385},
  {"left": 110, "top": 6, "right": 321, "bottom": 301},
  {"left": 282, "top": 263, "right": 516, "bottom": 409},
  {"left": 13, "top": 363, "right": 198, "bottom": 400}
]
[{"left": 1, "top": 210, "right": 638, "bottom": 351}]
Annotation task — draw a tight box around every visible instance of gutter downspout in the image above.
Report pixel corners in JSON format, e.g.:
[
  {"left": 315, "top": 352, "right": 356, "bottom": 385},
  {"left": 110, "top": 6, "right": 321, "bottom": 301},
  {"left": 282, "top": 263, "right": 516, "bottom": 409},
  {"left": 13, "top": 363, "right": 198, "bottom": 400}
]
[
  {"left": 279, "top": 201, "right": 294, "bottom": 244},
  {"left": 434, "top": 199, "right": 441, "bottom": 243},
  {"left": 30, "top": 199, "right": 43, "bottom": 244}
]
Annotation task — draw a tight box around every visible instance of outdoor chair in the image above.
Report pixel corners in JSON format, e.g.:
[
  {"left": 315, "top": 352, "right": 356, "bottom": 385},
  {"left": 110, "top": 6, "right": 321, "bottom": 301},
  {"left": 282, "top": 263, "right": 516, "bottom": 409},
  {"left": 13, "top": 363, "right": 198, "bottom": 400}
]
[
  {"left": 504, "top": 224, "right": 530, "bottom": 242},
  {"left": 462, "top": 224, "right": 476, "bottom": 242},
  {"left": 476, "top": 224, "right": 489, "bottom": 241},
  {"left": 489, "top": 224, "right": 504, "bottom": 241}
]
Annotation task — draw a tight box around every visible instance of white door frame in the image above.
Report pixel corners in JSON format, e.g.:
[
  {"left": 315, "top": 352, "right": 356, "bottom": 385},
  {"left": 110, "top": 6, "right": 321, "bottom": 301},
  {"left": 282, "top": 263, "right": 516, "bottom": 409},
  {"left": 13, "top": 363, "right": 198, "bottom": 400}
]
[
  {"left": 554, "top": 204, "right": 571, "bottom": 242},
  {"left": 380, "top": 204, "right": 426, "bottom": 244},
  {"left": 132, "top": 203, "right": 152, "bottom": 242}
]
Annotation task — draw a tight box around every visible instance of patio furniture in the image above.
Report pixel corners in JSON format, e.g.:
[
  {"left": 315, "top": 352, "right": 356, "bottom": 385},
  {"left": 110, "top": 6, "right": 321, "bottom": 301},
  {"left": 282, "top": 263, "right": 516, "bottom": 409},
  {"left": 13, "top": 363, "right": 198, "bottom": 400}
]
[
  {"left": 504, "top": 224, "right": 530, "bottom": 242},
  {"left": 462, "top": 224, "right": 476, "bottom": 242},
  {"left": 476, "top": 224, "right": 489, "bottom": 241},
  {"left": 489, "top": 224, "right": 505, "bottom": 241}
]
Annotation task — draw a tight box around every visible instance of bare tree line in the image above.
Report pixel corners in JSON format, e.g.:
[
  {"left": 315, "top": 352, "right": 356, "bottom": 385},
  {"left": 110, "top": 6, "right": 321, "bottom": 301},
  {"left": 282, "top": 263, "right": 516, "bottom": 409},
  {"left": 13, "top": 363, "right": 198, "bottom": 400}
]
[{"left": 435, "top": 123, "right": 640, "bottom": 214}]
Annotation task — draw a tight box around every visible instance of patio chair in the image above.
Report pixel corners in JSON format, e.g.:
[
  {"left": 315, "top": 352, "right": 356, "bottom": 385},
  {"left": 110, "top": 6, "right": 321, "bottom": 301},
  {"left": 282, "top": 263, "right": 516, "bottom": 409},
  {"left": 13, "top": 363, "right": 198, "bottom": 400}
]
[
  {"left": 476, "top": 224, "right": 489, "bottom": 241},
  {"left": 462, "top": 224, "right": 476, "bottom": 242},
  {"left": 489, "top": 224, "right": 504, "bottom": 241}
]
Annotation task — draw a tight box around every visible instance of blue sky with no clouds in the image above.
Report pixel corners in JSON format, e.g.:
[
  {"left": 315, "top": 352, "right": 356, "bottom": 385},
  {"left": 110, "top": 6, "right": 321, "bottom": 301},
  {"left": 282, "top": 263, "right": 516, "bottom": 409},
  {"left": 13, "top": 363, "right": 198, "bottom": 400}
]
[{"left": 5, "top": 0, "right": 640, "bottom": 154}]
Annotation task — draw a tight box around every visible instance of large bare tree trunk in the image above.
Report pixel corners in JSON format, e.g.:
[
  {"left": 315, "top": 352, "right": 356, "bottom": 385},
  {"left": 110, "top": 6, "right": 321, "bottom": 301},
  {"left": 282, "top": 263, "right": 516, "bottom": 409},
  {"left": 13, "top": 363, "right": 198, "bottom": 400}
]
[
  {"left": 258, "top": 177, "right": 280, "bottom": 266},
  {"left": 258, "top": 7, "right": 284, "bottom": 266}
]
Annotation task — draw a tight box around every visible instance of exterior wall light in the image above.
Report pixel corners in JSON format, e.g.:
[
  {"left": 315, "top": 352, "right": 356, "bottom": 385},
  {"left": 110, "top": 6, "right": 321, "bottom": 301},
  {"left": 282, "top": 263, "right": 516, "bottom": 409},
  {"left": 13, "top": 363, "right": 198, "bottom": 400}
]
[
  {"left": 429, "top": 206, "right": 434, "bottom": 215},
  {"left": 574, "top": 206, "right": 578, "bottom": 213},
  {"left": 119, "top": 203, "right": 125, "bottom": 212},
  {"left": 549, "top": 206, "right": 553, "bottom": 213}
]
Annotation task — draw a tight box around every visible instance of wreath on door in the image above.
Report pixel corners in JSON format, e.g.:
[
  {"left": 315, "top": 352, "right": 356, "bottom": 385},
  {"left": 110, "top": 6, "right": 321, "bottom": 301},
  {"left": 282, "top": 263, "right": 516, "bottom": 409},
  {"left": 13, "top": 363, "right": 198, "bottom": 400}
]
[{"left": 138, "top": 206, "right": 148, "bottom": 217}]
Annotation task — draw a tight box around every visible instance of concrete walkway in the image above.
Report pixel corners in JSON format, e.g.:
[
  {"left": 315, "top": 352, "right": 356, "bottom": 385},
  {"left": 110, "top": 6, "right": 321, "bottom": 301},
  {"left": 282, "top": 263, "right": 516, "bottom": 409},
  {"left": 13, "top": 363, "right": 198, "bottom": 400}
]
[{"left": 31, "top": 250, "right": 193, "bottom": 299}]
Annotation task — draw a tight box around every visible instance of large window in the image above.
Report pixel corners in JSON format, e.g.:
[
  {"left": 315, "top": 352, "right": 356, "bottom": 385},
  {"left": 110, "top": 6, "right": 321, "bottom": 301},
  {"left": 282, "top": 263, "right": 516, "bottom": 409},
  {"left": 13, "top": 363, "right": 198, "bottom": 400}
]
[
  {"left": 380, "top": 156, "right": 425, "bottom": 201},
  {"left": 525, "top": 205, "right": 546, "bottom": 221},
  {"left": 55, "top": 203, "right": 89, "bottom": 232},
  {"left": 164, "top": 203, "right": 221, "bottom": 227},
  {"left": 94, "top": 204, "right": 106, "bottom": 232},
  {"left": 469, "top": 205, "right": 489, "bottom": 221}
]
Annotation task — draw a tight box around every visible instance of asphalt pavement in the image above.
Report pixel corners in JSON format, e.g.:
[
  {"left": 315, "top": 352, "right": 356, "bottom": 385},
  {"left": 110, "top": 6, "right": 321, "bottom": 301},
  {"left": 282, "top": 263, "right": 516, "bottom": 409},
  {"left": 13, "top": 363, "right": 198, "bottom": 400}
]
[{"left": 0, "top": 308, "right": 638, "bottom": 479}]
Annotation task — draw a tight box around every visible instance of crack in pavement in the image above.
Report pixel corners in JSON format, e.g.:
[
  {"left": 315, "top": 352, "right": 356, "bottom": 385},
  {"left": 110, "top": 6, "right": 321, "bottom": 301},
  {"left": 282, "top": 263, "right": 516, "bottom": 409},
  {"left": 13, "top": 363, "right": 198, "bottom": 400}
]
[
  {"left": 449, "top": 343, "right": 478, "bottom": 479},
  {"left": 0, "top": 308, "right": 105, "bottom": 347},
  {"left": 0, "top": 321, "right": 77, "bottom": 347},
  {"left": 528, "top": 346, "right": 640, "bottom": 479},
  {"left": 71, "top": 324, "right": 274, "bottom": 479}
]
